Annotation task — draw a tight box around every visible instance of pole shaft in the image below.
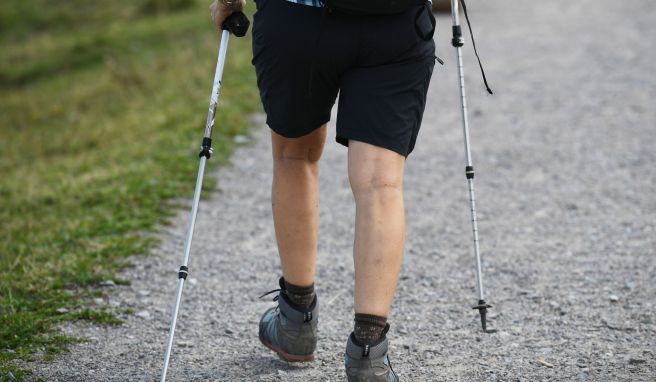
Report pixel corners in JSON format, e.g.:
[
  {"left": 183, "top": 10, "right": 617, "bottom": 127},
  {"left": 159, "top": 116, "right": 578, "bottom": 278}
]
[
  {"left": 204, "top": 30, "right": 230, "bottom": 139},
  {"left": 467, "top": 180, "right": 484, "bottom": 300},
  {"left": 181, "top": 157, "right": 208, "bottom": 267},
  {"left": 451, "top": 0, "right": 485, "bottom": 302},
  {"left": 456, "top": 46, "right": 473, "bottom": 166},
  {"left": 160, "top": 153, "right": 207, "bottom": 382},
  {"left": 451, "top": 0, "right": 461, "bottom": 31},
  {"left": 160, "top": 30, "right": 230, "bottom": 381},
  {"left": 160, "top": 278, "right": 185, "bottom": 382}
]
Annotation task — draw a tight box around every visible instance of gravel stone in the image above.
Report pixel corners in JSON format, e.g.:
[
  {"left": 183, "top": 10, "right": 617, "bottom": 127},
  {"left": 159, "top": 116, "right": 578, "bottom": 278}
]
[
  {"left": 99, "top": 280, "right": 116, "bottom": 287},
  {"left": 135, "top": 310, "right": 151, "bottom": 319},
  {"left": 27, "top": 1, "right": 655, "bottom": 381}
]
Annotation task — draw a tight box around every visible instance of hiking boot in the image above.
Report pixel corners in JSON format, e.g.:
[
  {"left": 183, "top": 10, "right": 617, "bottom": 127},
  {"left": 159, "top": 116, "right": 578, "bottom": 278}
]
[
  {"left": 344, "top": 324, "right": 399, "bottom": 382},
  {"left": 258, "top": 278, "right": 318, "bottom": 362}
]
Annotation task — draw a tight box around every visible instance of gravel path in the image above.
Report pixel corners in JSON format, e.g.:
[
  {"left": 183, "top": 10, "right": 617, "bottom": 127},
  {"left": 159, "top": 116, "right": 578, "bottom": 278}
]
[{"left": 30, "top": 0, "right": 655, "bottom": 380}]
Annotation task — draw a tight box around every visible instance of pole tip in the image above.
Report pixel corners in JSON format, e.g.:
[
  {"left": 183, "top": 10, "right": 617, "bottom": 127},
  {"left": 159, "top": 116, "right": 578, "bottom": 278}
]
[{"left": 473, "top": 299, "right": 496, "bottom": 333}]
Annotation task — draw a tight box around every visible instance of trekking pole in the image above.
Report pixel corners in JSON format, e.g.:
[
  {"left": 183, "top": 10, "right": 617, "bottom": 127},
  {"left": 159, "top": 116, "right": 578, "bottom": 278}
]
[
  {"left": 449, "top": 0, "right": 493, "bottom": 333},
  {"left": 159, "top": 12, "right": 249, "bottom": 381}
]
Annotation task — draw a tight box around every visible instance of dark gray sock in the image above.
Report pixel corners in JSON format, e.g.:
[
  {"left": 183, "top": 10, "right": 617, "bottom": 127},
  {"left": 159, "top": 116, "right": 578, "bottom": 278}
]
[
  {"left": 354, "top": 313, "right": 388, "bottom": 345},
  {"left": 283, "top": 279, "right": 315, "bottom": 309}
]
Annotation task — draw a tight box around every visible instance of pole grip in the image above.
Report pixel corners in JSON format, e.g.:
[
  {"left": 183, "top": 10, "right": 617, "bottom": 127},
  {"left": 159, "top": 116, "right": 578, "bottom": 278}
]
[{"left": 222, "top": 11, "right": 250, "bottom": 37}]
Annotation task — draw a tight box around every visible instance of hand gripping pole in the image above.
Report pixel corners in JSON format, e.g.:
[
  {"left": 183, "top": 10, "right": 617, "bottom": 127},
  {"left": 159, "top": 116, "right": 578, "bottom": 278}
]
[
  {"left": 449, "top": 0, "right": 493, "bottom": 333},
  {"left": 160, "top": 12, "right": 249, "bottom": 381}
]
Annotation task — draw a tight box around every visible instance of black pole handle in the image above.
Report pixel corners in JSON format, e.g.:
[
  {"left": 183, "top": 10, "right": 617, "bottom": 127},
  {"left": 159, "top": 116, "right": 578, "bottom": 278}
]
[{"left": 222, "top": 11, "right": 250, "bottom": 37}]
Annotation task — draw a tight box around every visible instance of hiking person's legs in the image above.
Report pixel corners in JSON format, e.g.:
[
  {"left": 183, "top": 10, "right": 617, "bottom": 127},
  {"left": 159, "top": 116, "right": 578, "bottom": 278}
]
[
  {"left": 342, "top": 140, "right": 405, "bottom": 382},
  {"left": 253, "top": 1, "right": 337, "bottom": 361},
  {"left": 256, "top": 125, "right": 326, "bottom": 362},
  {"left": 271, "top": 124, "right": 327, "bottom": 287},
  {"left": 347, "top": 141, "right": 406, "bottom": 317},
  {"left": 252, "top": 0, "right": 434, "bottom": 373},
  {"left": 271, "top": 122, "right": 407, "bottom": 316}
]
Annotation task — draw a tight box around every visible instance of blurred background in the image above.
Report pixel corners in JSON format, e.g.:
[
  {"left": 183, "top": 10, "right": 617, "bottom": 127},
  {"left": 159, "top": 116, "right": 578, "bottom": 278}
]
[{"left": 0, "top": 0, "right": 258, "bottom": 378}]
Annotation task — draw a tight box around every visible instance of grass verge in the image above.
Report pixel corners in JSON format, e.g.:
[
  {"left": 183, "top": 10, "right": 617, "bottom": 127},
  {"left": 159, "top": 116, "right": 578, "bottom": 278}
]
[{"left": 0, "top": 0, "right": 259, "bottom": 379}]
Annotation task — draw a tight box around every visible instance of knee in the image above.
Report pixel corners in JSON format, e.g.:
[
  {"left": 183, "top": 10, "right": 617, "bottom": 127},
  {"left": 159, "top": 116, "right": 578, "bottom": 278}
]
[
  {"left": 272, "top": 126, "right": 326, "bottom": 166},
  {"left": 349, "top": 171, "right": 403, "bottom": 199},
  {"left": 347, "top": 140, "right": 405, "bottom": 200},
  {"left": 274, "top": 146, "right": 322, "bottom": 166}
]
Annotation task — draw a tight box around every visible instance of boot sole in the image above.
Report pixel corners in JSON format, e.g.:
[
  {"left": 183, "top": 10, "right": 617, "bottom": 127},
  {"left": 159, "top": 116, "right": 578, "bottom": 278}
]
[{"left": 258, "top": 332, "right": 315, "bottom": 363}]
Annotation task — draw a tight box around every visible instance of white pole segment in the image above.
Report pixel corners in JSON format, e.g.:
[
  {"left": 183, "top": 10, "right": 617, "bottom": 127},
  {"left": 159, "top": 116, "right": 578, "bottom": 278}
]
[
  {"left": 160, "top": 30, "right": 230, "bottom": 381},
  {"left": 205, "top": 30, "right": 230, "bottom": 139}
]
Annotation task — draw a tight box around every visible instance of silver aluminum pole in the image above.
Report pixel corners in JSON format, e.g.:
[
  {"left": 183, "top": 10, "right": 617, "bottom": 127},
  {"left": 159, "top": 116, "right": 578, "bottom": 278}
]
[
  {"left": 449, "top": 0, "right": 492, "bottom": 332},
  {"left": 160, "top": 30, "right": 230, "bottom": 381}
]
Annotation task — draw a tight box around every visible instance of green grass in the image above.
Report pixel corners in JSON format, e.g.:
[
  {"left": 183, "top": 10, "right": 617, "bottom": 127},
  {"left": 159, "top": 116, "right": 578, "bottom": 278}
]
[{"left": 0, "top": 0, "right": 259, "bottom": 379}]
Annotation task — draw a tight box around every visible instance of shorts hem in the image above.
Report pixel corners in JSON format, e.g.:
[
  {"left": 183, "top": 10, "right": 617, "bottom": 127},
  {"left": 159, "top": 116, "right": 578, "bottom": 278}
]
[
  {"left": 335, "top": 130, "right": 409, "bottom": 158},
  {"left": 267, "top": 116, "right": 331, "bottom": 139}
]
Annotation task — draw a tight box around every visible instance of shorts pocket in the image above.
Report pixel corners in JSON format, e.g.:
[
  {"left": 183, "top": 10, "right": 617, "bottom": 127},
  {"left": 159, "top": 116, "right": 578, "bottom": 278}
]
[{"left": 414, "top": 2, "right": 436, "bottom": 41}]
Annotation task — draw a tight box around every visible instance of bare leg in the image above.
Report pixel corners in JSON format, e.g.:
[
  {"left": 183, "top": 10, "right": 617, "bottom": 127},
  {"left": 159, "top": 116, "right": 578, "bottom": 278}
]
[
  {"left": 271, "top": 125, "right": 327, "bottom": 287},
  {"left": 348, "top": 140, "right": 406, "bottom": 317}
]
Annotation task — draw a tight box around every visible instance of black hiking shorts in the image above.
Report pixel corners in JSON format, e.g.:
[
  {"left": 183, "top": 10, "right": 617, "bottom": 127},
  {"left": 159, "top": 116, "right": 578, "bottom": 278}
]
[{"left": 252, "top": 0, "right": 436, "bottom": 157}]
